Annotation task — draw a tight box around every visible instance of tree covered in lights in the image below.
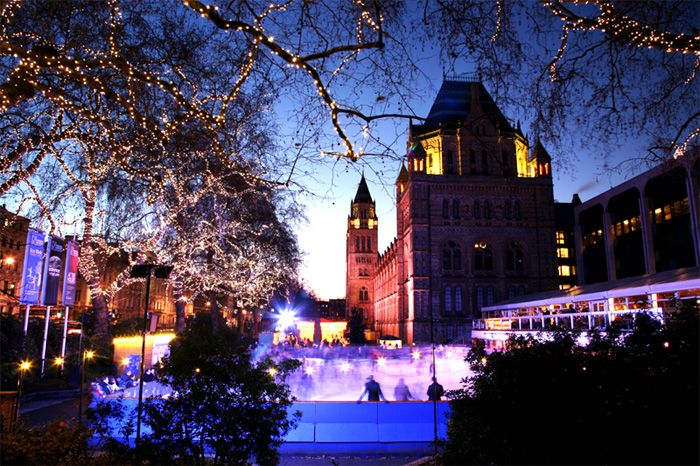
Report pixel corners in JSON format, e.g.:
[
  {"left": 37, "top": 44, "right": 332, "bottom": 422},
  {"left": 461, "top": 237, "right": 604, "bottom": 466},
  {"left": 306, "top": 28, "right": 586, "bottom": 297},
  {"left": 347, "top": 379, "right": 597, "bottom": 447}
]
[
  {"left": 0, "top": 0, "right": 419, "bottom": 345},
  {"left": 442, "top": 308, "right": 699, "bottom": 465},
  {"left": 430, "top": 0, "right": 700, "bottom": 165}
]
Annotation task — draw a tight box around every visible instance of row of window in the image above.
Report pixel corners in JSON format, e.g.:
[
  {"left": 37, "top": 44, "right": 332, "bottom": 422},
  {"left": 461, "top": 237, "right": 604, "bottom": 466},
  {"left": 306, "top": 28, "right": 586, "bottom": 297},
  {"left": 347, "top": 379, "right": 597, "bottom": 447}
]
[
  {"left": 1, "top": 237, "right": 22, "bottom": 250},
  {"left": 443, "top": 284, "right": 528, "bottom": 312},
  {"left": 440, "top": 199, "right": 522, "bottom": 221},
  {"left": 354, "top": 236, "right": 373, "bottom": 252},
  {"left": 443, "top": 241, "right": 525, "bottom": 273}
]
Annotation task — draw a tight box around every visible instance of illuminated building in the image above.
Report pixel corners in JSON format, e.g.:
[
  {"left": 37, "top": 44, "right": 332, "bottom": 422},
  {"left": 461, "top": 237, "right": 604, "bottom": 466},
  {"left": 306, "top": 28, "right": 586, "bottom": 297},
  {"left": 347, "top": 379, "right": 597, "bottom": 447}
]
[{"left": 347, "top": 75, "right": 559, "bottom": 344}]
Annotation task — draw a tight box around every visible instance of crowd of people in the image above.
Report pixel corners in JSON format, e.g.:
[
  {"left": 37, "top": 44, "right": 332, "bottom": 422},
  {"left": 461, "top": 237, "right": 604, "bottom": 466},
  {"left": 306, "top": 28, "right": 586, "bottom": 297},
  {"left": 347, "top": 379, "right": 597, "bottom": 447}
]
[{"left": 91, "top": 369, "right": 157, "bottom": 398}]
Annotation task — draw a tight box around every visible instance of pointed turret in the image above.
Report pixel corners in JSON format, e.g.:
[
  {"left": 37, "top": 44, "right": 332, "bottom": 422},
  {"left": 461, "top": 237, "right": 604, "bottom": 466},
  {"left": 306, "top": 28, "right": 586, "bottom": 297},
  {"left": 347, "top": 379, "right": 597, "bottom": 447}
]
[{"left": 353, "top": 173, "right": 373, "bottom": 203}]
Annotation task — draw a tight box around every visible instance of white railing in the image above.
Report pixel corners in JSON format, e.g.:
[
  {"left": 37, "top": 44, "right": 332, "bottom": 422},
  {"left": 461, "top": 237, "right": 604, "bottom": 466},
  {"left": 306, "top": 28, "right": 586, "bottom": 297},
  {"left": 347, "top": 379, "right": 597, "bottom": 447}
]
[{"left": 473, "top": 308, "right": 664, "bottom": 332}]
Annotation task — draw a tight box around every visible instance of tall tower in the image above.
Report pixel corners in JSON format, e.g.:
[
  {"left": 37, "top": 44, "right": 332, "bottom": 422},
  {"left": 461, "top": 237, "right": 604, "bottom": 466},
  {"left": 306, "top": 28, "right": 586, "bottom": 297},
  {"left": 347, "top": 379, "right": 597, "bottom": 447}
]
[{"left": 346, "top": 174, "right": 379, "bottom": 325}]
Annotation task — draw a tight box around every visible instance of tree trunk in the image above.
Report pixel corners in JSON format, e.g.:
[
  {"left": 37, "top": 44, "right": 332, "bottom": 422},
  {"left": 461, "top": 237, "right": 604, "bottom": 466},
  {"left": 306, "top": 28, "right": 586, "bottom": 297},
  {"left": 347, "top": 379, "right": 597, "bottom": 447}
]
[
  {"left": 79, "top": 195, "right": 111, "bottom": 347},
  {"left": 173, "top": 280, "right": 187, "bottom": 333},
  {"left": 209, "top": 290, "right": 223, "bottom": 333}
]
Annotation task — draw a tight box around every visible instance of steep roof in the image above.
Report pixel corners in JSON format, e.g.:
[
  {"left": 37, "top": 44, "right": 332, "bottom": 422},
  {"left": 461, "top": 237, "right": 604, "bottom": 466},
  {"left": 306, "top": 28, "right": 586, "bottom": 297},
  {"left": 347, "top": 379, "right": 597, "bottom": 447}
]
[
  {"left": 415, "top": 79, "right": 514, "bottom": 134},
  {"left": 531, "top": 139, "right": 551, "bottom": 162},
  {"left": 353, "top": 173, "right": 373, "bottom": 203}
]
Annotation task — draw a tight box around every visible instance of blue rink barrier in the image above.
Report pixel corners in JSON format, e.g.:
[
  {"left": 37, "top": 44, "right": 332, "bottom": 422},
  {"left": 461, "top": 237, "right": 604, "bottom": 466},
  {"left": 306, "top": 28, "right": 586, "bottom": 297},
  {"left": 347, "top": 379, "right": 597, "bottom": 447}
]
[{"left": 95, "top": 398, "right": 450, "bottom": 455}]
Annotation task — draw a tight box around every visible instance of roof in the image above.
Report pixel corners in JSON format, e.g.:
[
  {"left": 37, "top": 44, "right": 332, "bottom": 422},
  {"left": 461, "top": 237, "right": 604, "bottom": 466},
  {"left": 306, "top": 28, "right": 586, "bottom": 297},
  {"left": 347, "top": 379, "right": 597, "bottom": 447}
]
[
  {"left": 414, "top": 80, "right": 514, "bottom": 133},
  {"left": 531, "top": 139, "right": 551, "bottom": 162},
  {"left": 483, "top": 266, "right": 700, "bottom": 311},
  {"left": 353, "top": 174, "right": 373, "bottom": 203}
]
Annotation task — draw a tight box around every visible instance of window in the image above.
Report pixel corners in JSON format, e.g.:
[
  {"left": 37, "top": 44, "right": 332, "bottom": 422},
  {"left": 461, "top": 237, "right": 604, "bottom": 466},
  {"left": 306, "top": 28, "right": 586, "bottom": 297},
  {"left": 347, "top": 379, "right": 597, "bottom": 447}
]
[
  {"left": 506, "top": 243, "right": 525, "bottom": 272},
  {"left": 514, "top": 200, "right": 522, "bottom": 220},
  {"left": 367, "top": 236, "right": 371, "bottom": 251},
  {"left": 474, "top": 242, "right": 493, "bottom": 271},
  {"left": 455, "top": 287, "right": 462, "bottom": 312},
  {"left": 484, "top": 200, "right": 492, "bottom": 220},
  {"left": 470, "top": 150, "right": 477, "bottom": 174},
  {"left": 504, "top": 200, "right": 512, "bottom": 219},
  {"left": 355, "top": 237, "right": 360, "bottom": 252},
  {"left": 481, "top": 150, "right": 488, "bottom": 174},
  {"left": 556, "top": 231, "right": 566, "bottom": 245},
  {"left": 445, "top": 150, "right": 454, "bottom": 174},
  {"left": 558, "top": 265, "right": 571, "bottom": 276},
  {"left": 502, "top": 151, "right": 510, "bottom": 175},
  {"left": 486, "top": 286, "right": 494, "bottom": 306},
  {"left": 442, "top": 199, "right": 449, "bottom": 219},
  {"left": 557, "top": 247, "right": 569, "bottom": 258},
  {"left": 473, "top": 200, "right": 481, "bottom": 219},
  {"left": 452, "top": 200, "right": 460, "bottom": 219},
  {"left": 474, "top": 287, "right": 484, "bottom": 312},
  {"left": 444, "top": 286, "right": 452, "bottom": 312},
  {"left": 443, "top": 241, "right": 462, "bottom": 272},
  {"left": 359, "top": 287, "right": 369, "bottom": 301}
]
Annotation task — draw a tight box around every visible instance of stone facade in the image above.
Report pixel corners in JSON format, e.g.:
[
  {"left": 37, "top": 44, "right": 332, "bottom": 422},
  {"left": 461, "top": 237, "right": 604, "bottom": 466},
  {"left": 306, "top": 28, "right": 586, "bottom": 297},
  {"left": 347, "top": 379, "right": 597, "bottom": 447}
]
[{"left": 346, "top": 77, "right": 559, "bottom": 344}]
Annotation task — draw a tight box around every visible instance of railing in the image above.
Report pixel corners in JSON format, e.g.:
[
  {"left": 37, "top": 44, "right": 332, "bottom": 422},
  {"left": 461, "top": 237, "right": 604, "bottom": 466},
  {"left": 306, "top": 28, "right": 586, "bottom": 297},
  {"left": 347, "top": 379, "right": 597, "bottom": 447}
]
[{"left": 473, "top": 308, "right": 664, "bottom": 332}]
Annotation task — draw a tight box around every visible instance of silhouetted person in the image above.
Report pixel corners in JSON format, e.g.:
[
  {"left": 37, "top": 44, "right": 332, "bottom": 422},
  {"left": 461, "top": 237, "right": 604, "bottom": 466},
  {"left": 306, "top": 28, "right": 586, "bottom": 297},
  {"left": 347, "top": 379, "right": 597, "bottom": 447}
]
[
  {"left": 357, "top": 375, "right": 388, "bottom": 402},
  {"left": 427, "top": 376, "right": 444, "bottom": 401},
  {"left": 393, "top": 378, "right": 413, "bottom": 401}
]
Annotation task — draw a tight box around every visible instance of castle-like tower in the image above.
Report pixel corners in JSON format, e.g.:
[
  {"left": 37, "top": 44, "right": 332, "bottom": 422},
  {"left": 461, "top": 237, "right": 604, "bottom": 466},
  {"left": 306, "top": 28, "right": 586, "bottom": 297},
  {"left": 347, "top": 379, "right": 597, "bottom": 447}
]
[
  {"left": 348, "top": 76, "right": 559, "bottom": 344},
  {"left": 345, "top": 174, "right": 379, "bottom": 322}
]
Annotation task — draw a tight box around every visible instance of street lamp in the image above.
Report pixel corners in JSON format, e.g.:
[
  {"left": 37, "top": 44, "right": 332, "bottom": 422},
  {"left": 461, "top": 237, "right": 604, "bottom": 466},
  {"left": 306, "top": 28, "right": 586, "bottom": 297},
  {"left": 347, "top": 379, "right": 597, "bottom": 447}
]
[
  {"left": 12, "top": 360, "right": 31, "bottom": 431},
  {"left": 78, "top": 349, "right": 94, "bottom": 424},
  {"left": 130, "top": 263, "right": 172, "bottom": 447}
]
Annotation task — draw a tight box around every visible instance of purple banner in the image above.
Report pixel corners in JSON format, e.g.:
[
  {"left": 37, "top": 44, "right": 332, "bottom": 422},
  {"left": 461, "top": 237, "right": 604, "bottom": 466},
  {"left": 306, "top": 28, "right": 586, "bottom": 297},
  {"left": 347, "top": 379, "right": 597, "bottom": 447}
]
[
  {"left": 41, "top": 236, "right": 64, "bottom": 306},
  {"left": 61, "top": 241, "right": 80, "bottom": 306},
  {"left": 19, "top": 229, "right": 45, "bottom": 305}
]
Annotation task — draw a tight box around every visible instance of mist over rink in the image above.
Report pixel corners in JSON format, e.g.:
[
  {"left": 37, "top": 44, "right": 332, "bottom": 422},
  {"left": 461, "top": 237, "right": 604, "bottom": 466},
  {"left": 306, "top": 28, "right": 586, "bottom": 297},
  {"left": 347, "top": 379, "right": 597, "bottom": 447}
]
[{"left": 254, "top": 344, "right": 473, "bottom": 401}]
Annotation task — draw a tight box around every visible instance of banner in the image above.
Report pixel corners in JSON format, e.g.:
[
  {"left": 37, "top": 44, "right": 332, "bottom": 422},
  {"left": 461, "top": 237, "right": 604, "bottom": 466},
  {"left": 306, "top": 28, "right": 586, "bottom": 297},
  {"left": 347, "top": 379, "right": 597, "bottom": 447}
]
[
  {"left": 41, "top": 236, "right": 65, "bottom": 306},
  {"left": 19, "top": 229, "right": 45, "bottom": 305},
  {"left": 61, "top": 241, "right": 80, "bottom": 306}
]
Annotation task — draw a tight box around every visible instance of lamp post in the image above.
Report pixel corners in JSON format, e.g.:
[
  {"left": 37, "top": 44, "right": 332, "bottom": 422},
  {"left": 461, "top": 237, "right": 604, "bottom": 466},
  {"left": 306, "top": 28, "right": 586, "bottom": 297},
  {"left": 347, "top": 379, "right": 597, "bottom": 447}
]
[
  {"left": 130, "top": 263, "right": 172, "bottom": 448},
  {"left": 12, "top": 360, "right": 31, "bottom": 431},
  {"left": 78, "top": 349, "right": 94, "bottom": 424}
]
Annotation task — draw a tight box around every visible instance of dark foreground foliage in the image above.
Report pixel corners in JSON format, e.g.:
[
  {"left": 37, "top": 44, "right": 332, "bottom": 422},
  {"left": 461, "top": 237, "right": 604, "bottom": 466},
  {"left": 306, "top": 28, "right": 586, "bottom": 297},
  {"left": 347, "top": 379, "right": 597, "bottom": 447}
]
[
  {"left": 442, "top": 308, "right": 699, "bottom": 465},
  {"left": 93, "top": 313, "right": 301, "bottom": 465}
]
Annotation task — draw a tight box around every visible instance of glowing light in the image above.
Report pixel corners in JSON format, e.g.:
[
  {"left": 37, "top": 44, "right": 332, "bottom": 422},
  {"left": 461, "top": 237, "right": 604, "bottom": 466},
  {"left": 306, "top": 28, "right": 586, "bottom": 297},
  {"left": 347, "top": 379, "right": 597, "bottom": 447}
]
[
  {"left": 195, "top": 367, "right": 200, "bottom": 373},
  {"left": 268, "top": 367, "right": 277, "bottom": 377},
  {"left": 376, "top": 356, "right": 386, "bottom": 366},
  {"left": 663, "top": 341, "right": 670, "bottom": 348},
  {"left": 121, "top": 357, "right": 130, "bottom": 366},
  {"left": 304, "top": 366, "right": 314, "bottom": 376},
  {"left": 276, "top": 309, "right": 296, "bottom": 330},
  {"left": 19, "top": 360, "right": 31, "bottom": 371},
  {"left": 4, "top": 257, "right": 15, "bottom": 265},
  {"left": 53, "top": 357, "right": 64, "bottom": 366},
  {"left": 84, "top": 350, "right": 95, "bottom": 360},
  {"left": 411, "top": 350, "right": 421, "bottom": 360},
  {"left": 340, "top": 362, "right": 351, "bottom": 373},
  {"left": 480, "top": 357, "right": 487, "bottom": 365}
]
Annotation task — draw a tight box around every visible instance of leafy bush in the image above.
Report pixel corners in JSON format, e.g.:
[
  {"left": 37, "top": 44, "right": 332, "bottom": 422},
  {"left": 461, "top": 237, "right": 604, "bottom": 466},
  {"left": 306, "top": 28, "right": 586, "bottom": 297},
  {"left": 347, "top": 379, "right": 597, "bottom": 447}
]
[{"left": 442, "top": 309, "right": 699, "bottom": 465}]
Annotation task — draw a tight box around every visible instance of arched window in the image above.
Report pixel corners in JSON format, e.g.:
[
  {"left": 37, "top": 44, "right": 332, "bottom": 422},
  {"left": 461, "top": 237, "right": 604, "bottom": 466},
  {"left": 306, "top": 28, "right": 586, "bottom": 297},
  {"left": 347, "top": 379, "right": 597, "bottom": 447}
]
[
  {"left": 455, "top": 287, "right": 462, "bottom": 312},
  {"left": 367, "top": 236, "right": 371, "bottom": 251},
  {"left": 484, "top": 200, "right": 492, "bottom": 220},
  {"left": 453, "top": 247, "right": 462, "bottom": 271},
  {"left": 474, "top": 242, "right": 493, "bottom": 271},
  {"left": 355, "top": 237, "right": 360, "bottom": 252},
  {"left": 481, "top": 150, "right": 488, "bottom": 174},
  {"left": 360, "top": 287, "right": 369, "bottom": 301},
  {"left": 442, "top": 199, "right": 449, "bottom": 219},
  {"left": 444, "top": 286, "right": 452, "bottom": 312},
  {"left": 452, "top": 199, "right": 460, "bottom": 219},
  {"left": 473, "top": 200, "right": 481, "bottom": 219},
  {"left": 469, "top": 150, "right": 477, "bottom": 174},
  {"left": 506, "top": 242, "right": 525, "bottom": 272}
]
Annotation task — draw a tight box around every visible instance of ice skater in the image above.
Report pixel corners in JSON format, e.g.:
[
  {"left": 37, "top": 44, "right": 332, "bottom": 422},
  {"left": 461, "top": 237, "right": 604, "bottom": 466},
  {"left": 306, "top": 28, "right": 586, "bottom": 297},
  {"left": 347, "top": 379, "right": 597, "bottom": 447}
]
[{"left": 357, "top": 375, "right": 388, "bottom": 402}]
